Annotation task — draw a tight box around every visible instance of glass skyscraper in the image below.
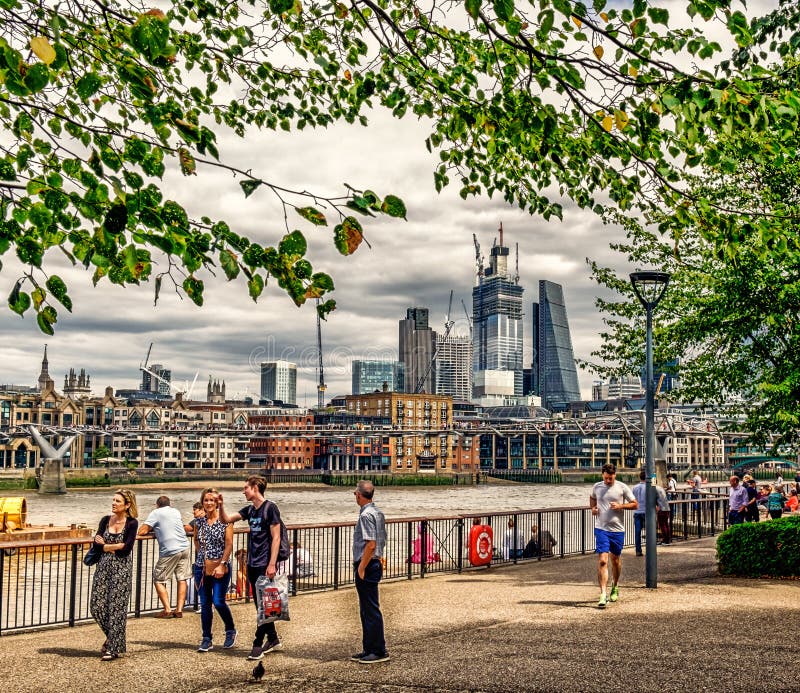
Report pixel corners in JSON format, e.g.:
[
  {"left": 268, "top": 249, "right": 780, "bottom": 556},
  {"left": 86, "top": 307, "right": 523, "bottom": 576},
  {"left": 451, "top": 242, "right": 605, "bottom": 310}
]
[
  {"left": 352, "top": 360, "right": 404, "bottom": 394},
  {"left": 535, "top": 281, "right": 581, "bottom": 409},
  {"left": 472, "top": 230, "right": 524, "bottom": 397}
]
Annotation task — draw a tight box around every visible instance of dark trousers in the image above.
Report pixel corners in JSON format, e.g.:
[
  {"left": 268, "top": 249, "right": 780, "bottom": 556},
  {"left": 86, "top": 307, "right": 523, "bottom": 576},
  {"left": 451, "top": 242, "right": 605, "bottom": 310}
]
[
  {"left": 728, "top": 510, "right": 744, "bottom": 525},
  {"left": 247, "top": 565, "right": 277, "bottom": 646},
  {"left": 355, "top": 559, "right": 386, "bottom": 656},
  {"left": 633, "top": 514, "right": 645, "bottom": 554},
  {"left": 657, "top": 510, "right": 671, "bottom": 544}
]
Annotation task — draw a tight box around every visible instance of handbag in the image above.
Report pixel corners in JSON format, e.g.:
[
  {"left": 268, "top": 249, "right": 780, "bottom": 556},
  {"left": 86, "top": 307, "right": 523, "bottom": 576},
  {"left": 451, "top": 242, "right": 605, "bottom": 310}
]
[
  {"left": 83, "top": 542, "right": 102, "bottom": 566},
  {"left": 204, "top": 558, "right": 229, "bottom": 576}
]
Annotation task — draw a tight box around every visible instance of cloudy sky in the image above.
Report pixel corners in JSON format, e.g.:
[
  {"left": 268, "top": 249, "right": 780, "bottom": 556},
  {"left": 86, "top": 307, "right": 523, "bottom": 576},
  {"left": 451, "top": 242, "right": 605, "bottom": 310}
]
[{"left": 0, "top": 1, "right": 768, "bottom": 404}]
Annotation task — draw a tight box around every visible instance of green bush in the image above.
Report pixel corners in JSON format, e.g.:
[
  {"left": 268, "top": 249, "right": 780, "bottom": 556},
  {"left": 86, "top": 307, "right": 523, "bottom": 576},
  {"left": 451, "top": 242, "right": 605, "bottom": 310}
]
[{"left": 717, "top": 516, "right": 800, "bottom": 577}]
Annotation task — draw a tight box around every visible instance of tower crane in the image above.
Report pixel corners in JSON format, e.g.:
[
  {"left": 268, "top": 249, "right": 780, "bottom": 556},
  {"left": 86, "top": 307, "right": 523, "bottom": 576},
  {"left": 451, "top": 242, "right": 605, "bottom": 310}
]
[
  {"left": 316, "top": 299, "right": 327, "bottom": 409},
  {"left": 461, "top": 299, "right": 473, "bottom": 339},
  {"left": 414, "top": 290, "right": 454, "bottom": 394}
]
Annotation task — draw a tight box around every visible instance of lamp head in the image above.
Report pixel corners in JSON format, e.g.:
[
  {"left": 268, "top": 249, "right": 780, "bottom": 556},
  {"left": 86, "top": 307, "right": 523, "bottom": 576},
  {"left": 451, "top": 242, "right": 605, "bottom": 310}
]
[{"left": 629, "top": 271, "right": 670, "bottom": 309}]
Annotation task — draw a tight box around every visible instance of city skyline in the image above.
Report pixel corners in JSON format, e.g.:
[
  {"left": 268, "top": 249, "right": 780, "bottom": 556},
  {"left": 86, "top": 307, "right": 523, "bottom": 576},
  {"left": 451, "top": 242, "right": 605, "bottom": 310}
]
[{"left": 0, "top": 81, "right": 653, "bottom": 406}]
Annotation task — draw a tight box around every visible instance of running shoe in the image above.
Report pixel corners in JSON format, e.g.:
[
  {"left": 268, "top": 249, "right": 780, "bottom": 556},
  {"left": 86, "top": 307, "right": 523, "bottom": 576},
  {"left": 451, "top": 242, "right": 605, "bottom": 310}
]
[
  {"left": 598, "top": 593, "right": 608, "bottom": 608},
  {"left": 609, "top": 585, "right": 619, "bottom": 602}
]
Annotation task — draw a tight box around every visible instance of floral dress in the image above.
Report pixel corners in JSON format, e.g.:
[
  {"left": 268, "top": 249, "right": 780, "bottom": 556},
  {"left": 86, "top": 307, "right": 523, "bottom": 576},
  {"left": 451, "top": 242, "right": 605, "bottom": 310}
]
[{"left": 90, "top": 519, "right": 135, "bottom": 655}]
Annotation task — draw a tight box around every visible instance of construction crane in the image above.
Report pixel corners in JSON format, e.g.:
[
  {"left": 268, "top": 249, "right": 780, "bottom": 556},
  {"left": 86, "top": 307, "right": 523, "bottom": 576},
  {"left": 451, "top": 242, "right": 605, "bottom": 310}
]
[
  {"left": 461, "top": 299, "right": 472, "bottom": 339},
  {"left": 472, "top": 233, "right": 484, "bottom": 286},
  {"left": 139, "top": 343, "right": 199, "bottom": 399},
  {"left": 315, "top": 299, "right": 327, "bottom": 409},
  {"left": 414, "top": 290, "right": 454, "bottom": 394}
]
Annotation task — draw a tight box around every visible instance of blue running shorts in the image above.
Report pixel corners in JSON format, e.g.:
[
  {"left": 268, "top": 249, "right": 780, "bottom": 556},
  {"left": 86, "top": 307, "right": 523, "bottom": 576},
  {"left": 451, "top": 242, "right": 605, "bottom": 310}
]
[{"left": 594, "top": 529, "right": 624, "bottom": 556}]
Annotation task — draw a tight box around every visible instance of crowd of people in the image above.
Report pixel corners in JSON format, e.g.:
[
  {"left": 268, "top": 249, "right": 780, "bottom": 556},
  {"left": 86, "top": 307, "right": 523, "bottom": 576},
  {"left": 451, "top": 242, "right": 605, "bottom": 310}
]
[
  {"left": 727, "top": 471, "right": 800, "bottom": 524},
  {"left": 88, "top": 476, "right": 389, "bottom": 665}
]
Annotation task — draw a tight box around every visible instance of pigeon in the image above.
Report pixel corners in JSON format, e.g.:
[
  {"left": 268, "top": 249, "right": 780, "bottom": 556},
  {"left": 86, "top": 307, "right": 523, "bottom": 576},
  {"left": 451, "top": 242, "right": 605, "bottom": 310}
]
[{"left": 252, "top": 661, "right": 265, "bottom": 682}]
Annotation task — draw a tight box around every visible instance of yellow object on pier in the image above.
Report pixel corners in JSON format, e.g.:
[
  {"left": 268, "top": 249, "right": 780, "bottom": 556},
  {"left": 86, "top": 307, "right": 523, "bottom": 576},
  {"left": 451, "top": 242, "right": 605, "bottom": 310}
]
[{"left": 0, "top": 496, "right": 27, "bottom": 531}]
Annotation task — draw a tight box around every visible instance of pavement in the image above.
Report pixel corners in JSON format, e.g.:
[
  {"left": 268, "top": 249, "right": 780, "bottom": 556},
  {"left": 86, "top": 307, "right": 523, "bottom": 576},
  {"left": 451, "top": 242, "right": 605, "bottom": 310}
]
[{"left": 4, "top": 536, "right": 799, "bottom": 693}]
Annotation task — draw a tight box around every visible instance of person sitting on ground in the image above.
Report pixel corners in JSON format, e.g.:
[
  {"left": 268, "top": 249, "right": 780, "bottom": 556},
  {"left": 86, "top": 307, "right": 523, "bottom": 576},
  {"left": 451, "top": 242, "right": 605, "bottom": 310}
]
[
  {"left": 524, "top": 525, "right": 557, "bottom": 558},
  {"left": 784, "top": 488, "right": 799, "bottom": 513},
  {"left": 288, "top": 542, "right": 316, "bottom": 577},
  {"left": 502, "top": 517, "right": 525, "bottom": 560}
]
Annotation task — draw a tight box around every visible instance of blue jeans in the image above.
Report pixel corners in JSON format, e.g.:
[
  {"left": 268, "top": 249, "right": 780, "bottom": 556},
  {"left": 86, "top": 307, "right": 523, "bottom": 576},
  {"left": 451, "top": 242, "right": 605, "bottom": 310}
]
[
  {"left": 634, "top": 514, "right": 645, "bottom": 554},
  {"left": 355, "top": 559, "right": 386, "bottom": 656},
  {"left": 195, "top": 564, "right": 235, "bottom": 639}
]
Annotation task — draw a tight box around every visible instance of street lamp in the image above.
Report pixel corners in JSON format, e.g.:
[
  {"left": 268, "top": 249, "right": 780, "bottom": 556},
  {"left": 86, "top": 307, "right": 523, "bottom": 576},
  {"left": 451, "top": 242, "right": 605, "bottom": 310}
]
[{"left": 630, "top": 270, "right": 670, "bottom": 589}]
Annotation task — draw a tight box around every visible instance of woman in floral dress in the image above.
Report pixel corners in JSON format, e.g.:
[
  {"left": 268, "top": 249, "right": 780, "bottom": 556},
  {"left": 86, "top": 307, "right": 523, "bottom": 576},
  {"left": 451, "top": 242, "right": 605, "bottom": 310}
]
[{"left": 90, "top": 488, "right": 139, "bottom": 661}]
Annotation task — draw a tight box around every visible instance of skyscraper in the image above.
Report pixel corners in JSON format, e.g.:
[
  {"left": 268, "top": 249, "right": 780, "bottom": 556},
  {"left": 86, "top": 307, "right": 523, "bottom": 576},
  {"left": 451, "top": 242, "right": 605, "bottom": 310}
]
[
  {"left": 435, "top": 333, "right": 472, "bottom": 401},
  {"left": 472, "top": 225, "right": 524, "bottom": 397},
  {"left": 142, "top": 364, "right": 171, "bottom": 396},
  {"left": 352, "top": 360, "right": 404, "bottom": 394},
  {"left": 534, "top": 281, "right": 581, "bottom": 409},
  {"left": 260, "top": 360, "right": 297, "bottom": 404},
  {"left": 399, "top": 307, "right": 436, "bottom": 393}
]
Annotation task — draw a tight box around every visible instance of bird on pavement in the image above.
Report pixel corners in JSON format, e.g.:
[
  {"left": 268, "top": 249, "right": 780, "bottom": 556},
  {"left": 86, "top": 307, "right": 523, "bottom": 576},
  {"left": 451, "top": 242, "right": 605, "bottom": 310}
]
[{"left": 252, "top": 661, "right": 265, "bottom": 682}]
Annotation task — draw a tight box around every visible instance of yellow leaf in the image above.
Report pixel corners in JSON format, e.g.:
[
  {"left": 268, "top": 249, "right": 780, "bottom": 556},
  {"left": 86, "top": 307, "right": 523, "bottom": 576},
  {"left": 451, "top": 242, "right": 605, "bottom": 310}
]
[
  {"left": 601, "top": 116, "right": 613, "bottom": 132},
  {"left": 600, "top": 12, "right": 609, "bottom": 22},
  {"left": 593, "top": 45, "right": 604, "bottom": 60},
  {"left": 30, "top": 36, "right": 56, "bottom": 65},
  {"left": 629, "top": 65, "right": 639, "bottom": 77},
  {"left": 572, "top": 16, "right": 582, "bottom": 28},
  {"left": 651, "top": 102, "right": 662, "bottom": 115},
  {"left": 615, "top": 110, "right": 630, "bottom": 130}
]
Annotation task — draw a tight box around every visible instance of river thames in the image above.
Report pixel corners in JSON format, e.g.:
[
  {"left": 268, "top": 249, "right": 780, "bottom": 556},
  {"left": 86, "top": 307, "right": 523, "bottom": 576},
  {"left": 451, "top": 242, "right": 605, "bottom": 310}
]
[{"left": 10, "top": 482, "right": 594, "bottom": 527}]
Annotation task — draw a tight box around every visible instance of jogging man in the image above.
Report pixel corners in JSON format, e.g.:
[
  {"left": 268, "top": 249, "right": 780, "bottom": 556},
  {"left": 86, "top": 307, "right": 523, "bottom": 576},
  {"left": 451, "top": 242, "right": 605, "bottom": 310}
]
[{"left": 590, "top": 463, "right": 638, "bottom": 608}]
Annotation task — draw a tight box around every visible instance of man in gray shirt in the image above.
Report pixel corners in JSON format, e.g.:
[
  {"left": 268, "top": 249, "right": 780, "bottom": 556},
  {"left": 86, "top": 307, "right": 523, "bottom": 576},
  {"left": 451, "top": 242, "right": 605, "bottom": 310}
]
[
  {"left": 590, "top": 463, "right": 637, "bottom": 609},
  {"left": 350, "top": 480, "right": 388, "bottom": 664},
  {"left": 138, "top": 495, "right": 191, "bottom": 618}
]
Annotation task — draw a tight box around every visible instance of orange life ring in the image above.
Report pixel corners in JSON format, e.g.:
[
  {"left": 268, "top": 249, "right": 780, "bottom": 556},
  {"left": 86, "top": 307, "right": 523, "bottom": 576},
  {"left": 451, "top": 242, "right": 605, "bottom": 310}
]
[{"left": 468, "top": 524, "right": 493, "bottom": 567}]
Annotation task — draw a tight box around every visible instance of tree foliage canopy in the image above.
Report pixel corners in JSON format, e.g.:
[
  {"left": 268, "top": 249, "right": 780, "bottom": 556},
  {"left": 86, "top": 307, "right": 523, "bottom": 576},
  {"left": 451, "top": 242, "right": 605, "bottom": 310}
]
[{"left": 1, "top": 0, "right": 799, "bottom": 332}]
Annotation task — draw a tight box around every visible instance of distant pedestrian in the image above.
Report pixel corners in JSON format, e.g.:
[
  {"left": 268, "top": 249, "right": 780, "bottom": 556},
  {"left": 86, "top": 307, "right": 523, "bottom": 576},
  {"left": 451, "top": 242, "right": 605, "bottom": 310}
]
[
  {"left": 219, "top": 476, "right": 286, "bottom": 661},
  {"left": 785, "top": 488, "right": 799, "bottom": 513},
  {"left": 631, "top": 471, "right": 647, "bottom": 557},
  {"left": 767, "top": 485, "right": 787, "bottom": 520},
  {"left": 743, "top": 477, "right": 759, "bottom": 522},
  {"left": 350, "top": 480, "right": 389, "bottom": 663},
  {"left": 655, "top": 483, "right": 671, "bottom": 545},
  {"left": 524, "top": 525, "right": 557, "bottom": 558},
  {"left": 194, "top": 488, "right": 237, "bottom": 653},
  {"left": 502, "top": 517, "right": 525, "bottom": 560},
  {"left": 727, "top": 476, "right": 749, "bottom": 525},
  {"left": 90, "top": 488, "right": 139, "bottom": 661},
  {"left": 590, "top": 463, "right": 638, "bottom": 608},
  {"left": 692, "top": 470, "right": 703, "bottom": 494},
  {"left": 138, "top": 495, "right": 192, "bottom": 618},
  {"left": 775, "top": 472, "right": 784, "bottom": 488}
]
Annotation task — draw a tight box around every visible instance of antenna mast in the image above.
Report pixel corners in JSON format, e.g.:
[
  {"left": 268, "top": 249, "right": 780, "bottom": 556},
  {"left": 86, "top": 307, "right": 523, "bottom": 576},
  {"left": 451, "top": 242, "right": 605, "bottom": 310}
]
[{"left": 315, "top": 299, "right": 326, "bottom": 409}]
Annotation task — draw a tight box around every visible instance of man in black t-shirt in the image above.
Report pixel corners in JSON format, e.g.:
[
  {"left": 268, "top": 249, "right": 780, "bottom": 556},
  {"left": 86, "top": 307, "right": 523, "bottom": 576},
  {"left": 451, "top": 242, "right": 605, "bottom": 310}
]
[{"left": 219, "top": 475, "right": 284, "bottom": 660}]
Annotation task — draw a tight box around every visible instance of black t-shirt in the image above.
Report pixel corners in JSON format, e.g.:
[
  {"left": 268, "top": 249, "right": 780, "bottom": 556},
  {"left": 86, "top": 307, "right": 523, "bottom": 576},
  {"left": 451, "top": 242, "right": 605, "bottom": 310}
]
[{"left": 239, "top": 501, "right": 281, "bottom": 567}]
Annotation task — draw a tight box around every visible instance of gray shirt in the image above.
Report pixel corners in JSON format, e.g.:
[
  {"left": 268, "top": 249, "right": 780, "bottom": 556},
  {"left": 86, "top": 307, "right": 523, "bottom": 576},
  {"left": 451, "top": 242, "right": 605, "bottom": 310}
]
[
  {"left": 655, "top": 485, "right": 670, "bottom": 512},
  {"left": 591, "top": 480, "right": 635, "bottom": 532},
  {"left": 353, "top": 502, "right": 386, "bottom": 562},
  {"left": 632, "top": 481, "right": 647, "bottom": 515},
  {"left": 142, "top": 506, "right": 189, "bottom": 558}
]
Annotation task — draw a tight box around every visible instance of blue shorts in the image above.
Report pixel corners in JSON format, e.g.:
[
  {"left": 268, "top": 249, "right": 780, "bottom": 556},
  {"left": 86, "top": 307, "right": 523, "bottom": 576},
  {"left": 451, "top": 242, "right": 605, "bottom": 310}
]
[{"left": 595, "top": 529, "right": 625, "bottom": 556}]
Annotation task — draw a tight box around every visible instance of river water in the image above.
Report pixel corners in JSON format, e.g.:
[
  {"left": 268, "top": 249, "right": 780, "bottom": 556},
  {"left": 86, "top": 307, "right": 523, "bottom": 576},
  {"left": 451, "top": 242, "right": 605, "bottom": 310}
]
[{"left": 7, "top": 482, "right": 594, "bottom": 528}]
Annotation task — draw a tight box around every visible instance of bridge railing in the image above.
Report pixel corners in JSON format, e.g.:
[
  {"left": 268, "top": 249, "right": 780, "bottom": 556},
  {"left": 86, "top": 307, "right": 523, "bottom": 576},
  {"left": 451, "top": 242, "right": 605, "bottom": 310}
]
[{"left": 0, "top": 497, "right": 730, "bottom": 635}]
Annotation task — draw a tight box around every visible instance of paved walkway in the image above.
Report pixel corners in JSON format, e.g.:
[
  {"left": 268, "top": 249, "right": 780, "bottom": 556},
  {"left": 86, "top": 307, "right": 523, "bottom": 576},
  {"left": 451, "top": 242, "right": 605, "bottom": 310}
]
[{"left": 4, "top": 537, "right": 799, "bottom": 692}]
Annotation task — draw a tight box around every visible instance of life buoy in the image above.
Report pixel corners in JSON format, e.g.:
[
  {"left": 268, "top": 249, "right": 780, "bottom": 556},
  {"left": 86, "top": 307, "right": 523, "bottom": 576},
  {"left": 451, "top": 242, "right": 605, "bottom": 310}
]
[{"left": 468, "top": 524, "right": 493, "bottom": 567}]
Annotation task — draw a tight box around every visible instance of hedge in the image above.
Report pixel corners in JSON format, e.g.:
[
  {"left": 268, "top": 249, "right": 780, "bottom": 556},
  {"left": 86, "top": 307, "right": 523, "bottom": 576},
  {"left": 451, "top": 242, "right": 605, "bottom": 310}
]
[{"left": 717, "top": 515, "right": 800, "bottom": 577}]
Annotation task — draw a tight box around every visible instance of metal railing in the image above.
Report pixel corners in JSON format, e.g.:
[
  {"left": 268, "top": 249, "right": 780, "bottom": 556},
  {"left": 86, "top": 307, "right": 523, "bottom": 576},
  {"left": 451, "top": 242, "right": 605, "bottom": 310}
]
[{"left": 0, "top": 496, "right": 730, "bottom": 635}]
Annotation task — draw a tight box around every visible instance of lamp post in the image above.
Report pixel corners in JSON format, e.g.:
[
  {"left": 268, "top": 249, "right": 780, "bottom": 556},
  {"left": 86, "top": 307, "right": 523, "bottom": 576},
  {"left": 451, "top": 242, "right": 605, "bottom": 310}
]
[{"left": 629, "top": 270, "right": 670, "bottom": 589}]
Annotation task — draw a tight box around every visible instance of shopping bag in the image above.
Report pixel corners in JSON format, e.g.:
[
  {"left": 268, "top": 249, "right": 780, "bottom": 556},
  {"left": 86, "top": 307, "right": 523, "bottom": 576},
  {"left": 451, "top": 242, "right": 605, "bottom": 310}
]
[{"left": 255, "top": 573, "right": 290, "bottom": 625}]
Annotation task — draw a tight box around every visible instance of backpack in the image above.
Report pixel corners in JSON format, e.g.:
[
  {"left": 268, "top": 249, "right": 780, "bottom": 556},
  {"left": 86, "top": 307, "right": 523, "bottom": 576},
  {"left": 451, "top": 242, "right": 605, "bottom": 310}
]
[{"left": 264, "top": 500, "right": 291, "bottom": 562}]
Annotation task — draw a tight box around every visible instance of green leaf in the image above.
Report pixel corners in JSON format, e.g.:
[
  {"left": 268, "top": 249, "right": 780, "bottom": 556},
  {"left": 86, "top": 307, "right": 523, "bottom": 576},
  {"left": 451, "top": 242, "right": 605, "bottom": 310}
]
[
  {"left": 381, "top": 194, "right": 407, "bottom": 219},
  {"left": 311, "top": 272, "right": 334, "bottom": 292},
  {"left": 37, "top": 308, "right": 55, "bottom": 335},
  {"left": 334, "top": 217, "right": 364, "bottom": 255},
  {"left": 278, "top": 230, "right": 307, "bottom": 258},
  {"left": 219, "top": 248, "right": 240, "bottom": 280},
  {"left": 183, "top": 276, "right": 204, "bottom": 306},
  {"left": 31, "top": 287, "right": 46, "bottom": 309},
  {"left": 103, "top": 202, "right": 128, "bottom": 234},
  {"left": 240, "top": 179, "right": 263, "bottom": 198},
  {"left": 8, "top": 280, "right": 31, "bottom": 316},
  {"left": 248, "top": 273, "right": 264, "bottom": 302},
  {"left": 465, "top": 0, "right": 481, "bottom": 20},
  {"left": 45, "top": 274, "right": 72, "bottom": 311},
  {"left": 269, "top": 0, "right": 294, "bottom": 14},
  {"left": 75, "top": 72, "right": 102, "bottom": 99},
  {"left": 23, "top": 62, "right": 49, "bottom": 92},
  {"left": 493, "top": 0, "right": 514, "bottom": 22},
  {"left": 130, "top": 12, "right": 171, "bottom": 63},
  {"left": 295, "top": 206, "right": 328, "bottom": 226},
  {"left": 316, "top": 298, "right": 336, "bottom": 319}
]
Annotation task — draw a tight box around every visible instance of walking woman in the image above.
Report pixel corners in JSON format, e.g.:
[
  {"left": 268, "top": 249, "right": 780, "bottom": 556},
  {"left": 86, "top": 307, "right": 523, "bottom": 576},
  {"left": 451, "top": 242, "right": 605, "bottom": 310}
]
[
  {"left": 90, "top": 488, "right": 139, "bottom": 661},
  {"left": 195, "top": 488, "right": 237, "bottom": 652}
]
